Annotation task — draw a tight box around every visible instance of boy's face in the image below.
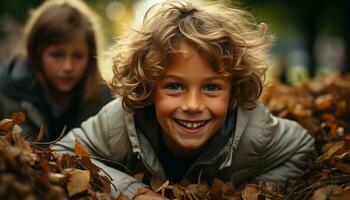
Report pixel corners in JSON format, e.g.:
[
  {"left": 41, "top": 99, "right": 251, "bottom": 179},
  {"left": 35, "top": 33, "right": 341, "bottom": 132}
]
[{"left": 154, "top": 42, "right": 231, "bottom": 157}]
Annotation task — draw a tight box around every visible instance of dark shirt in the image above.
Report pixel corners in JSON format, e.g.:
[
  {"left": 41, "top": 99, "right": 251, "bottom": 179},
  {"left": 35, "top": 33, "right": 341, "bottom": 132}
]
[{"left": 158, "top": 134, "right": 195, "bottom": 183}]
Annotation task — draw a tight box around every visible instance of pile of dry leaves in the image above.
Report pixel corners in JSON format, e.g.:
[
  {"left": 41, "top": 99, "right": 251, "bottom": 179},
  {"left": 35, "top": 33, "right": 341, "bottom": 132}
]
[
  {"left": 260, "top": 74, "right": 350, "bottom": 200},
  {"left": 1, "top": 74, "right": 350, "bottom": 200},
  {"left": 0, "top": 112, "right": 113, "bottom": 200}
]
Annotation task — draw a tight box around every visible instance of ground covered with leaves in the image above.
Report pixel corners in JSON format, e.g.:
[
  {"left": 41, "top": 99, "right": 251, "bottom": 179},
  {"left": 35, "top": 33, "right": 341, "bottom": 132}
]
[
  {"left": 260, "top": 74, "right": 350, "bottom": 200},
  {"left": 1, "top": 74, "right": 350, "bottom": 200},
  {"left": 0, "top": 113, "right": 114, "bottom": 200}
]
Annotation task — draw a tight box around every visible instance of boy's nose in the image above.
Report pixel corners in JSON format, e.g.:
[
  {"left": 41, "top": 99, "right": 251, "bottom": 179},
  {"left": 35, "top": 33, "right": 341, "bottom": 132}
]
[{"left": 181, "top": 90, "right": 204, "bottom": 113}]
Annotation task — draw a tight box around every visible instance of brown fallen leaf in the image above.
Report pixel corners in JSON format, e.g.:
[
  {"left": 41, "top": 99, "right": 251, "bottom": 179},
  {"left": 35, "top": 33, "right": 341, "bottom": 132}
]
[
  {"left": 335, "top": 162, "right": 350, "bottom": 174},
  {"left": 136, "top": 187, "right": 163, "bottom": 199},
  {"left": 136, "top": 187, "right": 152, "bottom": 196},
  {"left": 81, "top": 156, "right": 100, "bottom": 174},
  {"left": 12, "top": 124, "right": 32, "bottom": 153},
  {"left": 12, "top": 112, "right": 25, "bottom": 125},
  {"left": 170, "top": 185, "right": 185, "bottom": 199},
  {"left": 94, "top": 191, "right": 113, "bottom": 200},
  {"left": 315, "top": 94, "right": 333, "bottom": 111},
  {"left": 185, "top": 183, "right": 210, "bottom": 199},
  {"left": 321, "top": 141, "right": 345, "bottom": 161},
  {"left": 46, "top": 185, "right": 68, "bottom": 200},
  {"left": 134, "top": 172, "right": 145, "bottom": 182},
  {"left": 64, "top": 168, "right": 91, "bottom": 197},
  {"left": 329, "top": 188, "right": 350, "bottom": 200},
  {"left": 48, "top": 172, "right": 66, "bottom": 184},
  {"left": 0, "top": 119, "right": 14, "bottom": 133},
  {"left": 311, "top": 185, "right": 341, "bottom": 200},
  {"left": 115, "top": 193, "right": 130, "bottom": 200},
  {"left": 155, "top": 180, "right": 169, "bottom": 197},
  {"left": 241, "top": 185, "right": 260, "bottom": 200},
  {"left": 209, "top": 178, "right": 225, "bottom": 200},
  {"left": 150, "top": 175, "right": 166, "bottom": 192}
]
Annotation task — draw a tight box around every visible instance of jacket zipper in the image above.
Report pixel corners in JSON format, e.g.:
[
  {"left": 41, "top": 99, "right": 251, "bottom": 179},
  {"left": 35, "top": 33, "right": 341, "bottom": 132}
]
[{"left": 136, "top": 152, "right": 156, "bottom": 175}]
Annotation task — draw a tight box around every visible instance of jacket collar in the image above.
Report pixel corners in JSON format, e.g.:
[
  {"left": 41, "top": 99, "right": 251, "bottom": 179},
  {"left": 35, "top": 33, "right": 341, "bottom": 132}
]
[{"left": 217, "top": 106, "right": 250, "bottom": 170}]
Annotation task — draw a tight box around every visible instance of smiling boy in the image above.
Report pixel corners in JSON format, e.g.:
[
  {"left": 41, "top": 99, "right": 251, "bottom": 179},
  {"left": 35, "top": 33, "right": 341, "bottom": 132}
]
[{"left": 52, "top": 1, "right": 315, "bottom": 199}]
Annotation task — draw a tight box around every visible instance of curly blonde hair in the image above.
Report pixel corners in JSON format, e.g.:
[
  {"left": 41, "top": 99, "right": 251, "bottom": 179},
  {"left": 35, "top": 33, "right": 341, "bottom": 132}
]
[{"left": 111, "top": 0, "right": 274, "bottom": 112}]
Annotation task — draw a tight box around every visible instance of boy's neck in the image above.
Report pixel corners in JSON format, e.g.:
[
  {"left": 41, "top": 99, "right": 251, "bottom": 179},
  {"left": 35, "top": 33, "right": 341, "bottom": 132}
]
[{"left": 161, "top": 133, "right": 204, "bottom": 159}]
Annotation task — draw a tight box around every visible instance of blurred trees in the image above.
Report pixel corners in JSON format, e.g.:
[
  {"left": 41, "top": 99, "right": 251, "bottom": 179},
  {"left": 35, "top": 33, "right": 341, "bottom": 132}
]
[
  {"left": 0, "top": 0, "right": 42, "bottom": 23},
  {"left": 0, "top": 0, "right": 349, "bottom": 79},
  {"left": 242, "top": 0, "right": 349, "bottom": 78}
]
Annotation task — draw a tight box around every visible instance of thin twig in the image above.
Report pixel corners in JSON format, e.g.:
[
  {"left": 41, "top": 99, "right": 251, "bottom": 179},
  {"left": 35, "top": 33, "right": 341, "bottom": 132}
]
[
  {"left": 197, "top": 168, "right": 203, "bottom": 185},
  {"left": 30, "top": 126, "right": 67, "bottom": 145},
  {"left": 90, "top": 156, "right": 132, "bottom": 175}
]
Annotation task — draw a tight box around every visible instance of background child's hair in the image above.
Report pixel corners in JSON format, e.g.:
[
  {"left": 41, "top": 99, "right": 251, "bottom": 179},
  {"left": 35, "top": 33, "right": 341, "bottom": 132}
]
[
  {"left": 18, "top": 0, "right": 105, "bottom": 107},
  {"left": 111, "top": 0, "right": 275, "bottom": 112}
]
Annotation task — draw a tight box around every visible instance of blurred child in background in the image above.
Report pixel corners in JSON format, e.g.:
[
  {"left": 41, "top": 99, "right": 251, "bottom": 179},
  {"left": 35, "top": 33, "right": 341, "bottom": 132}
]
[{"left": 0, "top": 0, "right": 112, "bottom": 141}]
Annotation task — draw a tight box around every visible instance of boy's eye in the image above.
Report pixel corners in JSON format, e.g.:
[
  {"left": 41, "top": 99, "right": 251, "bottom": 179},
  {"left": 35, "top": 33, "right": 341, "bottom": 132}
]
[
  {"left": 165, "top": 83, "right": 184, "bottom": 91},
  {"left": 203, "top": 84, "right": 221, "bottom": 91}
]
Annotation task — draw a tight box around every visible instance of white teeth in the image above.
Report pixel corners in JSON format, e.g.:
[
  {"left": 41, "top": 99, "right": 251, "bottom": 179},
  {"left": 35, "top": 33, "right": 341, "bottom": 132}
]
[{"left": 176, "top": 120, "right": 207, "bottom": 129}]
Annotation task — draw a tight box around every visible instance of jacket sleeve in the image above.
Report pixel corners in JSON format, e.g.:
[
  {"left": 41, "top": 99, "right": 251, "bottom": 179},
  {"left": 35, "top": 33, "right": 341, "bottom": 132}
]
[
  {"left": 51, "top": 99, "right": 147, "bottom": 199},
  {"left": 253, "top": 105, "right": 315, "bottom": 183}
]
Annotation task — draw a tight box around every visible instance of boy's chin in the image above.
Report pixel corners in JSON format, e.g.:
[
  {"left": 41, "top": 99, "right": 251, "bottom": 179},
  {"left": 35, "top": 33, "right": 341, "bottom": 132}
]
[{"left": 176, "top": 141, "right": 207, "bottom": 154}]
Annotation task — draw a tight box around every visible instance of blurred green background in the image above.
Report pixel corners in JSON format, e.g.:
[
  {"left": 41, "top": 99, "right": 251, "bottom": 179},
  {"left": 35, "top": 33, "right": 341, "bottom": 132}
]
[{"left": 0, "top": 0, "right": 349, "bottom": 84}]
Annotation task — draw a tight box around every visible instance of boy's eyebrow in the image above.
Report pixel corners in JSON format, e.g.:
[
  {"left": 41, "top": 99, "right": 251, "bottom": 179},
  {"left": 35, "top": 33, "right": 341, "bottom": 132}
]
[
  {"left": 161, "top": 74, "right": 183, "bottom": 81},
  {"left": 161, "top": 74, "right": 228, "bottom": 82}
]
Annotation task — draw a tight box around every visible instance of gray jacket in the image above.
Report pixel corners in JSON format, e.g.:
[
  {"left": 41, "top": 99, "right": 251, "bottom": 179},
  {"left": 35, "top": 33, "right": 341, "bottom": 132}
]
[{"left": 52, "top": 98, "right": 314, "bottom": 199}]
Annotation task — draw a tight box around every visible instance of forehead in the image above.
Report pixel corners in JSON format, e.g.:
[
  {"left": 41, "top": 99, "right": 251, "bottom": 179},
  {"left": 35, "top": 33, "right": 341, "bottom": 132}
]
[
  {"left": 47, "top": 30, "right": 88, "bottom": 45},
  {"left": 45, "top": 31, "right": 88, "bottom": 50},
  {"left": 163, "top": 42, "right": 225, "bottom": 80},
  {"left": 160, "top": 41, "right": 233, "bottom": 84}
]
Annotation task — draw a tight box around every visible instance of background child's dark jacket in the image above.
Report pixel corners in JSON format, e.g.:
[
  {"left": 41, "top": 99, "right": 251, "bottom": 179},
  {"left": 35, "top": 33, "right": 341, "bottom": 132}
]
[{"left": 0, "top": 57, "right": 112, "bottom": 141}]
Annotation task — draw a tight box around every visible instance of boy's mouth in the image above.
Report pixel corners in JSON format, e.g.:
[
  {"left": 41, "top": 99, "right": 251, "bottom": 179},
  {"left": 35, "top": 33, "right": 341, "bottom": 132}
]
[{"left": 174, "top": 119, "right": 209, "bottom": 129}]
